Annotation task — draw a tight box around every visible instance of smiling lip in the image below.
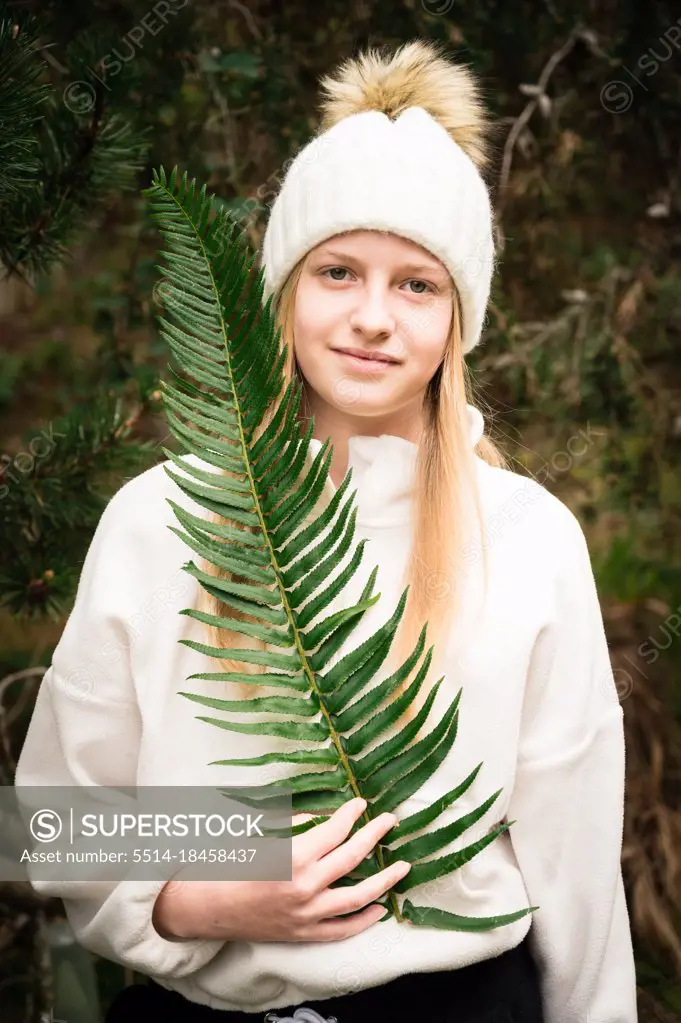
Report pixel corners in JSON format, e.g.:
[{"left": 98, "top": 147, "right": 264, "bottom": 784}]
[
  {"left": 333, "top": 348, "right": 400, "bottom": 365},
  {"left": 334, "top": 350, "right": 399, "bottom": 373}
]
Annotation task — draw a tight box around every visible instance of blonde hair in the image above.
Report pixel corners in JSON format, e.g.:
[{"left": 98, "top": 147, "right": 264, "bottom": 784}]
[{"left": 187, "top": 39, "right": 508, "bottom": 730}]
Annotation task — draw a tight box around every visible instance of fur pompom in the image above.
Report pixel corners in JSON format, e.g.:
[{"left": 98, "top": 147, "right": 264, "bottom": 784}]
[{"left": 317, "top": 39, "right": 491, "bottom": 170}]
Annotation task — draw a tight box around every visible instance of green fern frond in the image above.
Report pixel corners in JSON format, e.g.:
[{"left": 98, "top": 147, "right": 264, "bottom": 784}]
[{"left": 142, "top": 165, "right": 538, "bottom": 932}]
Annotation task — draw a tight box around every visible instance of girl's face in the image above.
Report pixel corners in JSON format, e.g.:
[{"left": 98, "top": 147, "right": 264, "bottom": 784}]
[{"left": 292, "top": 230, "right": 454, "bottom": 434}]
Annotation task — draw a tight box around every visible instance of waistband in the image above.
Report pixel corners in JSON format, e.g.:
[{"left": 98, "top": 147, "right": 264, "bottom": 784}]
[{"left": 147, "top": 932, "right": 537, "bottom": 1021}]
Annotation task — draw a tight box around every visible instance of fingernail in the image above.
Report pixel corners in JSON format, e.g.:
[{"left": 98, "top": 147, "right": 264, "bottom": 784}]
[{"left": 395, "top": 860, "right": 411, "bottom": 873}]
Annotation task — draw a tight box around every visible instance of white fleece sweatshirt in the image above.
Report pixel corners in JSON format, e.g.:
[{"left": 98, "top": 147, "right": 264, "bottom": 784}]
[{"left": 15, "top": 404, "right": 638, "bottom": 1020}]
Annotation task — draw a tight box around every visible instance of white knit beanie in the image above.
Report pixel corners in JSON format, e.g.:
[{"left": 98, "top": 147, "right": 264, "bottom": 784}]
[{"left": 259, "top": 40, "right": 496, "bottom": 356}]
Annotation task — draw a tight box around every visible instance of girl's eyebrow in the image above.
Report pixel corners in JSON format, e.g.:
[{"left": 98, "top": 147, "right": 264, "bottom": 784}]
[{"left": 314, "top": 249, "right": 447, "bottom": 276}]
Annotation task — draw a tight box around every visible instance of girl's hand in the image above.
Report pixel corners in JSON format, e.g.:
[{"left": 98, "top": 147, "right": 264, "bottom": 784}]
[{"left": 152, "top": 797, "right": 411, "bottom": 942}]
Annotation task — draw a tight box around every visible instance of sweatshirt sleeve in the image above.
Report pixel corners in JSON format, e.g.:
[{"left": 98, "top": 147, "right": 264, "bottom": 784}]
[
  {"left": 13, "top": 472, "right": 226, "bottom": 979},
  {"left": 505, "top": 506, "right": 638, "bottom": 1023}
]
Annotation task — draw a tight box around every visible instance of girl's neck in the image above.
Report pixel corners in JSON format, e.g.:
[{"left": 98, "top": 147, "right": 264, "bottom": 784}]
[{"left": 300, "top": 393, "right": 425, "bottom": 488}]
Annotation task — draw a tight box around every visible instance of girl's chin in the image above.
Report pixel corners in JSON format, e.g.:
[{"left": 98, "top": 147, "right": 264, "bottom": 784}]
[
  {"left": 324, "top": 374, "right": 400, "bottom": 401},
  {"left": 328, "top": 391, "right": 398, "bottom": 415}
]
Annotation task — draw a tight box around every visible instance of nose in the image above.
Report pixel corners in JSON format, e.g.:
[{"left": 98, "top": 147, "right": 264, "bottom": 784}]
[{"left": 348, "top": 285, "right": 396, "bottom": 338}]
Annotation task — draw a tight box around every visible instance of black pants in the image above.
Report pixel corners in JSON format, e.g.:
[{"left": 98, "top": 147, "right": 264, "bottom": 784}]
[{"left": 105, "top": 932, "right": 544, "bottom": 1023}]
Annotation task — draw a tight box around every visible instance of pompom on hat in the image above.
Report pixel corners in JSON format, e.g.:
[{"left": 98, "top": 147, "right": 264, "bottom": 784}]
[{"left": 259, "top": 39, "right": 497, "bottom": 356}]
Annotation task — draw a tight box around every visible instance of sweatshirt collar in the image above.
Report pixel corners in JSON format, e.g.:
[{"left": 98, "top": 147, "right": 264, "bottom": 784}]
[{"left": 306, "top": 403, "right": 484, "bottom": 528}]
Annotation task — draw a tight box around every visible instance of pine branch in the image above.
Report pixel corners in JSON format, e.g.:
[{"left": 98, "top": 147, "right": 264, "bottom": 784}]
[
  {"left": 0, "top": 7, "right": 51, "bottom": 195},
  {"left": 0, "top": 1, "right": 151, "bottom": 282},
  {"left": 0, "top": 393, "right": 158, "bottom": 619}
]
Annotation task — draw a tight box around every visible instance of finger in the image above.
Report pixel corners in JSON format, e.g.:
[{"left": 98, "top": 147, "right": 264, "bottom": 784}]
[
  {"left": 313, "top": 811, "right": 398, "bottom": 889},
  {"left": 296, "top": 797, "right": 367, "bottom": 865},
  {"left": 313, "top": 859, "right": 411, "bottom": 919},
  {"left": 302, "top": 902, "right": 389, "bottom": 943}
]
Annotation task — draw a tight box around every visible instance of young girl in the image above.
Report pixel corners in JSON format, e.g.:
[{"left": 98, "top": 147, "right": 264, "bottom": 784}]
[{"left": 15, "top": 39, "right": 637, "bottom": 1023}]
